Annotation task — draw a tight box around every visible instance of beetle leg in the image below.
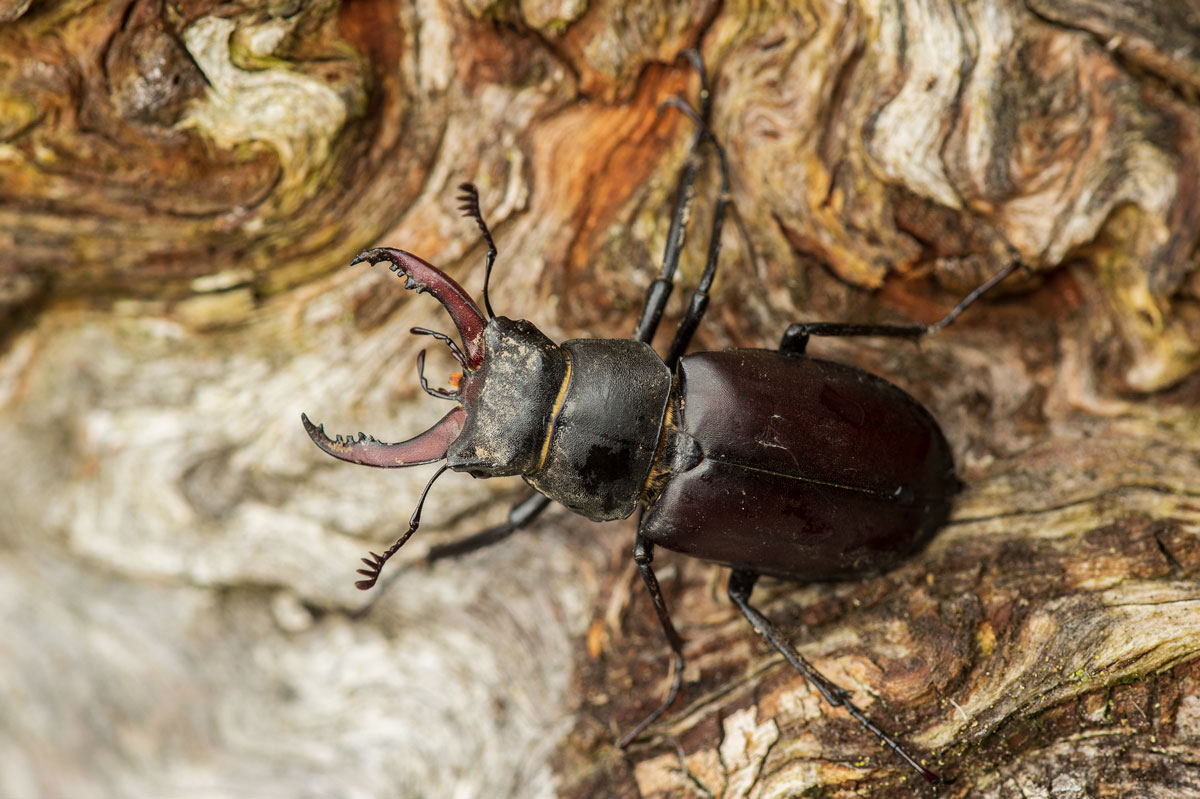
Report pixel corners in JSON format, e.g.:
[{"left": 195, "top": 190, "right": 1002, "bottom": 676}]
[
  {"left": 780, "top": 260, "right": 1024, "bottom": 355},
  {"left": 618, "top": 535, "right": 687, "bottom": 748},
  {"left": 726, "top": 569, "right": 939, "bottom": 783},
  {"left": 423, "top": 492, "right": 551, "bottom": 563},
  {"left": 659, "top": 96, "right": 731, "bottom": 370},
  {"left": 927, "top": 258, "right": 1025, "bottom": 332},
  {"left": 633, "top": 50, "right": 712, "bottom": 346}
]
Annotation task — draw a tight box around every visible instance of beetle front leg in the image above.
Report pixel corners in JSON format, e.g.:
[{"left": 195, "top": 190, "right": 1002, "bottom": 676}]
[
  {"left": 726, "top": 569, "right": 939, "bottom": 783},
  {"left": 633, "top": 50, "right": 711, "bottom": 347},
  {"left": 618, "top": 535, "right": 687, "bottom": 748},
  {"left": 659, "top": 96, "right": 732, "bottom": 371},
  {"left": 423, "top": 492, "right": 550, "bottom": 563}
]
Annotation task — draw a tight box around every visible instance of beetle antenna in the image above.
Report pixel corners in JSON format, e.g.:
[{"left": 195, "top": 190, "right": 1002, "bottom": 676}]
[
  {"left": 410, "top": 326, "right": 467, "bottom": 368},
  {"left": 416, "top": 350, "right": 458, "bottom": 400},
  {"left": 457, "top": 183, "right": 499, "bottom": 321},
  {"left": 355, "top": 464, "right": 450, "bottom": 590}
]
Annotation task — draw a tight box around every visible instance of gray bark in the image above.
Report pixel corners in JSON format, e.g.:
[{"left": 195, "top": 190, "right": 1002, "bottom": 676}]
[{"left": 1, "top": 1, "right": 1199, "bottom": 797}]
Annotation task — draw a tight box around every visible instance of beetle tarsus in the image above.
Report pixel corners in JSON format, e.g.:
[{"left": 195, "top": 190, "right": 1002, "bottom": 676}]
[
  {"left": 633, "top": 54, "right": 716, "bottom": 345},
  {"left": 656, "top": 94, "right": 731, "bottom": 369},
  {"left": 779, "top": 259, "right": 1025, "bottom": 355},
  {"left": 617, "top": 651, "right": 684, "bottom": 749},
  {"left": 680, "top": 48, "right": 709, "bottom": 111},
  {"left": 927, "top": 258, "right": 1023, "bottom": 332}
]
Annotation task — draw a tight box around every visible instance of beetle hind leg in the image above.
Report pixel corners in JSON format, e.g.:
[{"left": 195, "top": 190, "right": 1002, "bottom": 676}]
[
  {"left": 726, "top": 569, "right": 939, "bottom": 783},
  {"left": 779, "top": 260, "right": 1024, "bottom": 355}
]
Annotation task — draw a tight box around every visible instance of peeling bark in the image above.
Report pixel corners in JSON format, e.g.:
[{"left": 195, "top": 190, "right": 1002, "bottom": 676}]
[{"left": 1, "top": 1, "right": 1198, "bottom": 798}]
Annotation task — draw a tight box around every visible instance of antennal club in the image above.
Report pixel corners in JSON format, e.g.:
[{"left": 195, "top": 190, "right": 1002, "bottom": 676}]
[{"left": 457, "top": 182, "right": 499, "bottom": 320}]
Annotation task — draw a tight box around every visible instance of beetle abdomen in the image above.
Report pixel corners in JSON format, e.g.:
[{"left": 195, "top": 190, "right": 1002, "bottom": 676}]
[
  {"left": 525, "top": 339, "right": 672, "bottom": 521},
  {"left": 640, "top": 350, "right": 957, "bottom": 581}
]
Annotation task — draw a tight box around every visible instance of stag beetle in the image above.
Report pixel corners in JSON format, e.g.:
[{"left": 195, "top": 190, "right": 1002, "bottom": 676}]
[{"left": 302, "top": 52, "right": 1019, "bottom": 783}]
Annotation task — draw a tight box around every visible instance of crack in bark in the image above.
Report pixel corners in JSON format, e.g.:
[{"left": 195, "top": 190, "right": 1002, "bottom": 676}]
[
  {"left": 951, "top": 482, "right": 1200, "bottom": 525},
  {"left": 1022, "top": 0, "right": 1200, "bottom": 103}
]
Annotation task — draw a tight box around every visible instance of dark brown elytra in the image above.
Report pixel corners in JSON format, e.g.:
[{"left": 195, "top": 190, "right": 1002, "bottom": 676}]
[{"left": 301, "top": 51, "right": 1022, "bottom": 784}]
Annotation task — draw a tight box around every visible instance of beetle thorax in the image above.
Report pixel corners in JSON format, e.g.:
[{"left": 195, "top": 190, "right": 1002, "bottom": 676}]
[
  {"left": 521, "top": 337, "right": 673, "bottom": 521},
  {"left": 445, "top": 317, "right": 675, "bottom": 522}
]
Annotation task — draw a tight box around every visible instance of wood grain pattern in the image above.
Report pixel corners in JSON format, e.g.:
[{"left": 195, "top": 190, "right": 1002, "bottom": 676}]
[{"left": 1, "top": 1, "right": 1198, "bottom": 797}]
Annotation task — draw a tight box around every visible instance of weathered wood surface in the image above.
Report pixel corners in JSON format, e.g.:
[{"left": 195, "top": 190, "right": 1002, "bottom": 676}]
[{"left": 1, "top": 1, "right": 1199, "bottom": 797}]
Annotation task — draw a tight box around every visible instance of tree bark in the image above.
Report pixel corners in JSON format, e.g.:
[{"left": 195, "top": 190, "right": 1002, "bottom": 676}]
[{"left": 1, "top": 1, "right": 1199, "bottom": 797}]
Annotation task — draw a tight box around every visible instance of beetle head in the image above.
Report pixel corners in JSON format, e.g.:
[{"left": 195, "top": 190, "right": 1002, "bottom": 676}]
[
  {"left": 444, "top": 317, "right": 567, "bottom": 477},
  {"left": 302, "top": 248, "right": 565, "bottom": 478}
]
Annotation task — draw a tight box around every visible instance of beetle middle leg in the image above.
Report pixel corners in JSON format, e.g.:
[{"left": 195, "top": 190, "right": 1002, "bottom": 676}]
[
  {"left": 618, "top": 534, "right": 688, "bottom": 748},
  {"left": 727, "top": 569, "right": 939, "bottom": 782}
]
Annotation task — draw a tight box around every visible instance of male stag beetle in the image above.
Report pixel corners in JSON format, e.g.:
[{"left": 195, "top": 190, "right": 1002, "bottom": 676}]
[{"left": 302, "top": 52, "right": 1019, "bottom": 782}]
